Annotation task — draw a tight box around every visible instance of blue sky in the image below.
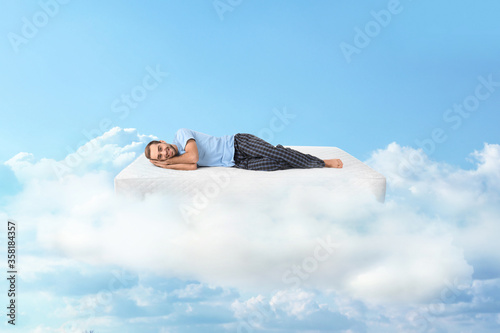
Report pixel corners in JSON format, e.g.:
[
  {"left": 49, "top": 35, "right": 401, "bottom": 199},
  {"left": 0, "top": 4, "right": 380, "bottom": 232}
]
[
  {"left": 1, "top": 1, "right": 500, "bottom": 332},
  {"left": 2, "top": 0, "right": 499, "bottom": 166}
]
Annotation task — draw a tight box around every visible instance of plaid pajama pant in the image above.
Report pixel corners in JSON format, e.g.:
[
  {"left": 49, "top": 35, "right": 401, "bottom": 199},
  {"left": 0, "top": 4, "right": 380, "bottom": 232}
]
[{"left": 233, "top": 133, "right": 325, "bottom": 171}]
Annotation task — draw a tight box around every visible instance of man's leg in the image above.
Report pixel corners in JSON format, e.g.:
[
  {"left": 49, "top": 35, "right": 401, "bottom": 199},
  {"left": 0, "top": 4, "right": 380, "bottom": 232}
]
[
  {"left": 234, "top": 156, "right": 290, "bottom": 171},
  {"left": 233, "top": 133, "right": 325, "bottom": 170}
]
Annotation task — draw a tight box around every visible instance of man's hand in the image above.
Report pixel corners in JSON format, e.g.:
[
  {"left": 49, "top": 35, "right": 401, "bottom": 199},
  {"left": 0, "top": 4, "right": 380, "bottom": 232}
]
[
  {"left": 150, "top": 159, "right": 197, "bottom": 170},
  {"left": 150, "top": 159, "right": 172, "bottom": 168}
]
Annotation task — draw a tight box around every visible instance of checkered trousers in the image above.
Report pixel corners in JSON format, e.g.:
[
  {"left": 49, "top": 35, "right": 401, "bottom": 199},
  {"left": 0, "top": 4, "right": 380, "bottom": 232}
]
[{"left": 233, "top": 133, "right": 325, "bottom": 171}]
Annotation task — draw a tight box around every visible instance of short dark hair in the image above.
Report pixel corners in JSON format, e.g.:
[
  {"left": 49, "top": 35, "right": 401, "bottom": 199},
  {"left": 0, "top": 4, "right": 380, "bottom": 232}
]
[{"left": 144, "top": 140, "right": 161, "bottom": 159}]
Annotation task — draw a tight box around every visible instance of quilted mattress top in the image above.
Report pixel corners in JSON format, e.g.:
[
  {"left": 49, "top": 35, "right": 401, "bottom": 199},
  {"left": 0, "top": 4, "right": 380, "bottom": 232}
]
[{"left": 114, "top": 146, "right": 386, "bottom": 202}]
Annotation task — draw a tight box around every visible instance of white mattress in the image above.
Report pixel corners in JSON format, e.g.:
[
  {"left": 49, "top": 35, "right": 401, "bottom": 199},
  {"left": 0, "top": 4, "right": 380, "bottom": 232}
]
[{"left": 114, "top": 146, "right": 386, "bottom": 203}]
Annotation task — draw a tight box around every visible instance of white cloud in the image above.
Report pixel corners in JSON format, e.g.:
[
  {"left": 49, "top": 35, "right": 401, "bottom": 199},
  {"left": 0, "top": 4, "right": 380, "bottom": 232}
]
[
  {"left": 232, "top": 294, "right": 269, "bottom": 320},
  {"left": 232, "top": 289, "right": 357, "bottom": 331},
  {"left": 3, "top": 129, "right": 500, "bottom": 331},
  {"left": 19, "top": 256, "right": 82, "bottom": 282},
  {"left": 4, "top": 127, "right": 156, "bottom": 183},
  {"left": 30, "top": 325, "right": 61, "bottom": 333},
  {"left": 124, "top": 284, "right": 167, "bottom": 307},
  {"left": 269, "top": 289, "right": 318, "bottom": 319},
  {"left": 171, "top": 283, "right": 221, "bottom": 300}
]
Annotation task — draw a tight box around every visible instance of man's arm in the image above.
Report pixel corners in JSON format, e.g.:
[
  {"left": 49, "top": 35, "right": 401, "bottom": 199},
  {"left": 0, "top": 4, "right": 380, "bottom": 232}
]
[
  {"left": 165, "top": 139, "right": 199, "bottom": 165},
  {"left": 150, "top": 160, "right": 197, "bottom": 170}
]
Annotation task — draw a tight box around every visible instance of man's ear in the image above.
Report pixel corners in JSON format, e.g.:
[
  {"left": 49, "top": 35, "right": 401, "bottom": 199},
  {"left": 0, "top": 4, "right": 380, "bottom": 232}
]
[{"left": 160, "top": 140, "right": 166, "bottom": 143}]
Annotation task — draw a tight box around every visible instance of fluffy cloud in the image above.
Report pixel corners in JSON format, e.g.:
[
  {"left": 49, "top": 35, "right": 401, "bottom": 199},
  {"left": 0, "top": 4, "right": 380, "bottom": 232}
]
[
  {"left": 366, "top": 142, "right": 500, "bottom": 281},
  {"left": 4, "top": 127, "right": 156, "bottom": 183},
  {"left": 3, "top": 129, "right": 500, "bottom": 332}
]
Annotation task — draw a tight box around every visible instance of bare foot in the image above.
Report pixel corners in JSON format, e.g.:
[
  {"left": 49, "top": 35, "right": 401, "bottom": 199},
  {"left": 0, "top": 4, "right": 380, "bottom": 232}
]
[{"left": 324, "top": 159, "right": 343, "bottom": 168}]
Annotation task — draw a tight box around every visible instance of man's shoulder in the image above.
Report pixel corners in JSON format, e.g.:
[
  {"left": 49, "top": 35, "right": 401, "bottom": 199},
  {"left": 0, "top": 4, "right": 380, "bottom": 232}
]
[
  {"left": 175, "top": 128, "right": 196, "bottom": 138},
  {"left": 176, "top": 128, "right": 194, "bottom": 134}
]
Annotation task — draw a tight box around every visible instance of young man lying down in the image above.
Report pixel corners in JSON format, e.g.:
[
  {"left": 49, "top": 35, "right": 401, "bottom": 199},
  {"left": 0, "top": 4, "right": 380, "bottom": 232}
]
[{"left": 144, "top": 128, "right": 343, "bottom": 171}]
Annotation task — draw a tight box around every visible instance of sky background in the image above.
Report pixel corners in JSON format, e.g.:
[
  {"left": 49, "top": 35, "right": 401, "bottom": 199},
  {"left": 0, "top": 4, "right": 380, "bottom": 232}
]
[{"left": 1, "top": 0, "right": 500, "bottom": 332}]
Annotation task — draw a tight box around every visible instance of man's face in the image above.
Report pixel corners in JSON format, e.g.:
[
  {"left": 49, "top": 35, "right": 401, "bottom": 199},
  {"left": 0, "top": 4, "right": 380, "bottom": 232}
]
[{"left": 150, "top": 140, "right": 177, "bottom": 161}]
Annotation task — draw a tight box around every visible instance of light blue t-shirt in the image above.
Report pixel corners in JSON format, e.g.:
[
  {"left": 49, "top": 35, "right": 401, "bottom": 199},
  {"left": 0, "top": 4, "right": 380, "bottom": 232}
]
[{"left": 172, "top": 128, "right": 235, "bottom": 167}]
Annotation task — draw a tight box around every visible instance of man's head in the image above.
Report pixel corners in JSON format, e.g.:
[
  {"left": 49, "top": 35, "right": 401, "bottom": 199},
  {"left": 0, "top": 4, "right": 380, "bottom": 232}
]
[{"left": 145, "top": 140, "right": 178, "bottom": 160}]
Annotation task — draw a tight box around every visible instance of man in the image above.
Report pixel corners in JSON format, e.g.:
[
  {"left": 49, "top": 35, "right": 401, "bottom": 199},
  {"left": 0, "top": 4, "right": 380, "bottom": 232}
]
[{"left": 144, "top": 128, "right": 343, "bottom": 171}]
